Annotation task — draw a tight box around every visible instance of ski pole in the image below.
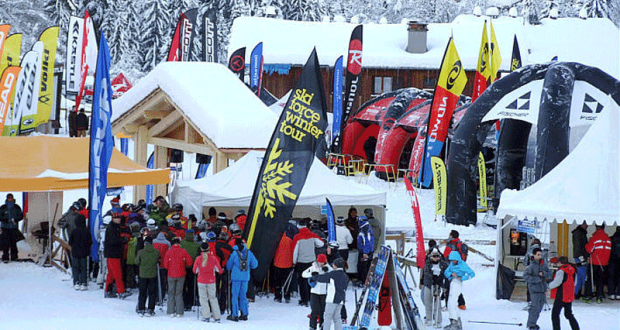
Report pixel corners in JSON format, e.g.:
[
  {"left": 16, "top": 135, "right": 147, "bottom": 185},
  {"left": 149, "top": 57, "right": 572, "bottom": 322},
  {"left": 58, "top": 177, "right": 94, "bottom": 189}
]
[{"left": 468, "top": 320, "right": 523, "bottom": 326}]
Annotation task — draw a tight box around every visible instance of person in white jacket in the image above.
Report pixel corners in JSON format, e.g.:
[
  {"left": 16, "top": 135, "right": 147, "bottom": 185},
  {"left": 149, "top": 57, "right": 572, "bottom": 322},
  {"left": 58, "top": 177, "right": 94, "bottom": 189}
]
[
  {"left": 303, "top": 254, "right": 333, "bottom": 330},
  {"left": 335, "top": 217, "right": 353, "bottom": 262},
  {"left": 96, "top": 215, "right": 111, "bottom": 288}
]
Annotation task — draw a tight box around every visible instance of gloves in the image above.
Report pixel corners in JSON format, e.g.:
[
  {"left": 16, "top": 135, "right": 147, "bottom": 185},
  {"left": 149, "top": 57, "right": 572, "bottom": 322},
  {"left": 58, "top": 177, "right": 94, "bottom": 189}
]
[
  {"left": 322, "top": 266, "right": 329, "bottom": 272},
  {"left": 311, "top": 271, "right": 319, "bottom": 276}
]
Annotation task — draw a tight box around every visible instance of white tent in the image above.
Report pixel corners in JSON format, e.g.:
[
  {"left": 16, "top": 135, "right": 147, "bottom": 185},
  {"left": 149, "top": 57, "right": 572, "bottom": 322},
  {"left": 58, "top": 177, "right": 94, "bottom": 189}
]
[
  {"left": 173, "top": 150, "right": 386, "bottom": 218},
  {"left": 497, "top": 106, "right": 620, "bottom": 225}
]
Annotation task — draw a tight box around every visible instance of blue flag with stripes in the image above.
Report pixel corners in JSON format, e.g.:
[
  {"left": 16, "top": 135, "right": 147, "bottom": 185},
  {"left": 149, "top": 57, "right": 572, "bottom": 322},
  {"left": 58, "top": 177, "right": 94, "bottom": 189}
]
[{"left": 326, "top": 198, "right": 336, "bottom": 242}]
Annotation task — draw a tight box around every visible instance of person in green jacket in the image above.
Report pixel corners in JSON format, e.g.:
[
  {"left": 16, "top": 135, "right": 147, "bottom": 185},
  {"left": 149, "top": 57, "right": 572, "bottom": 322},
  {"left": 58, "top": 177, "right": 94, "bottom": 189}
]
[
  {"left": 181, "top": 230, "right": 200, "bottom": 311},
  {"left": 135, "top": 236, "right": 160, "bottom": 316},
  {"left": 149, "top": 196, "right": 170, "bottom": 226}
]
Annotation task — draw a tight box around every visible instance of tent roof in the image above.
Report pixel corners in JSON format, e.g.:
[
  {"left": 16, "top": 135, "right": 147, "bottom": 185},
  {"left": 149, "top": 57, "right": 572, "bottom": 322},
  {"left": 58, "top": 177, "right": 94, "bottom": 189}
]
[
  {"left": 112, "top": 62, "right": 277, "bottom": 150},
  {"left": 0, "top": 136, "right": 170, "bottom": 191},
  {"left": 497, "top": 107, "right": 620, "bottom": 225},
  {"left": 174, "top": 151, "right": 386, "bottom": 214}
]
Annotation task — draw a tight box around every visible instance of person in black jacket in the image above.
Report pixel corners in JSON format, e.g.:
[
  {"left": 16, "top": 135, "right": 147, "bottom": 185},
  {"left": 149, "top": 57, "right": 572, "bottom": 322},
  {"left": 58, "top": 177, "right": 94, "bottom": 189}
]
[
  {"left": 68, "top": 107, "right": 77, "bottom": 137},
  {"left": 312, "top": 258, "right": 349, "bottom": 330},
  {"left": 571, "top": 222, "right": 589, "bottom": 299},
  {"left": 0, "top": 193, "right": 24, "bottom": 262},
  {"left": 104, "top": 213, "right": 131, "bottom": 299},
  {"left": 76, "top": 109, "right": 89, "bottom": 137},
  {"left": 608, "top": 227, "right": 620, "bottom": 300},
  {"left": 69, "top": 214, "right": 93, "bottom": 290},
  {"left": 420, "top": 248, "right": 448, "bottom": 327}
]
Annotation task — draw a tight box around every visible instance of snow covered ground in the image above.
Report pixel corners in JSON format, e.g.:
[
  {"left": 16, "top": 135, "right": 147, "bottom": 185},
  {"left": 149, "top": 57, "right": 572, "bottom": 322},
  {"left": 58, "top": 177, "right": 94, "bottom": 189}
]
[{"left": 1, "top": 174, "right": 619, "bottom": 330}]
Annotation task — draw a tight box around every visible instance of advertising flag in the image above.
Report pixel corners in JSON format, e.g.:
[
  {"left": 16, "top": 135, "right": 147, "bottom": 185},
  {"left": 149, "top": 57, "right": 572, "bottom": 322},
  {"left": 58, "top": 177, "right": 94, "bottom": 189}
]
[
  {"left": 419, "top": 38, "right": 467, "bottom": 187},
  {"left": 0, "top": 25, "right": 10, "bottom": 64},
  {"left": 404, "top": 177, "right": 425, "bottom": 269},
  {"left": 110, "top": 72, "right": 132, "bottom": 98},
  {"left": 88, "top": 31, "right": 114, "bottom": 263},
  {"left": 0, "top": 66, "right": 21, "bottom": 134},
  {"left": 34, "top": 26, "right": 59, "bottom": 128},
  {"left": 478, "top": 152, "right": 487, "bottom": 210},
  {"left": 120, "top": 137, "right": 128, "bottom": 155},
  {"left": 250, "top": 42, "right": 264, "bottom": 96},
  {"left": 472, "top": 21, "right": 490, "bottom": 101},
  {"left": 244, "top": 48, "right": 328, "bottom": 283},
  {"left": 326, "top": 198, "right": 336, "bottom": 243},
  {"left": 203, "top": 9, "right": 218, "bottom": 62},
  {"left": 332, "top": 55, "right": 343, "bottom": 143},
  {"left": 9, "top": 41, "right": 43, "bottom": 136},
  {"left": 195, "top": 163, "right": 210, "bottom": 179},
  {"left": 65, "top": 16, "right": 83, "bottom": 96},
  {"left": 168, "top": 13, "right": 183, "bottom": 61},
  {"left": 75, "top": 11, "right": 98, "bottom": 111},
  {"left": 333, "top": 25, "right": 362, "bottom": 152},
  {"left": 510, "top": 35, "right": 522, "bottom": 72},
  {"left": 0, "top": 33, "right": 21, "bottom": 75},
  {"left": 179, "top": 8, "right": 198, "bottom": 61},
  {"left": 489, "top": 21, "right": 501, "bottom": 81},
  {"left": 228, "top": 47, "right": 245, "bottom": 81},
  {"left": 146, "top": 152, "right": 155, "bottom": 205},
  {"left": 430, "top": 156, "right": 447, "bottom": 218}
]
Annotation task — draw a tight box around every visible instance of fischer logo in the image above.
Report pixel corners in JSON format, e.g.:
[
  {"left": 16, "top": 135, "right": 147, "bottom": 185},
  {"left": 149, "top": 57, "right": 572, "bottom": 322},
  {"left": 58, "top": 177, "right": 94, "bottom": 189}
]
[
  {"left": 0, "top": 71, "right": 16, "bottom": 124},
  {"left": 446, "top": 61, "right": 462, "bottom": 90},
  {"left": 428, "top": 96, "right": 448, "bottom": 143},
  {"left": 181, "top": 17, "right": 193, "bottom": 60},
  {"left": 205, "top": 17, "right": 215, "bottom": 62},
  {"left": 68, "top": 20, "right": 80, "bottom": 89},
  {"left": 347, "top": 39, "right": 362, "bottom": 75}
]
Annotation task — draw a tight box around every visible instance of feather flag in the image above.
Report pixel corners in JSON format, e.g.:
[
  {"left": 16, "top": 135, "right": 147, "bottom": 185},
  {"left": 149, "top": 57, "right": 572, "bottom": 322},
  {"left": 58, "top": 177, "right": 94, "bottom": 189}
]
[
  {"left": 404, "top": 177, "right": 425, "bottom": 268},
  {"left": 472, "top": 21, "right": 490, "bottom": 101}
]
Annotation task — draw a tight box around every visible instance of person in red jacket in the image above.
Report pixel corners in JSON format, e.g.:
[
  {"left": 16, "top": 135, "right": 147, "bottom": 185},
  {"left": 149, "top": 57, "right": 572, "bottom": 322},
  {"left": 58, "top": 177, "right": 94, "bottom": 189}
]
[
  {"left": 193, "top": 242, "right": 223, "bottom": 322},
  {"left": 235, "top": 210, "right": 247, "bottom": 232},
  {"left": 585, "top": 224, "right": 612, "bottom": 303},
  {"left": 163, "top": 237, "right": 193, "bottom": 317},
  {"left": 549, "top": 256, "right": 580, "bottom": 330},
  {"left": 273, "top": 232, "right": 294, "bottom": 303}
]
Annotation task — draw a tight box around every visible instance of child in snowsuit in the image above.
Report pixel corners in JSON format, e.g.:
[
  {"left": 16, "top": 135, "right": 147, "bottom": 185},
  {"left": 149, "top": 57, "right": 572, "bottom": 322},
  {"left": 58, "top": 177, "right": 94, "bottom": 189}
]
[
  {"left": 444, "top": 251, "right": 475, "bottom": 330},
  {"left": 226, "top": 238, "right": 258, "bottom": 321},
  {"left": 421, "top": 248, "right": 448, "bottom": 328},
  {"left": 549, "top": 256, "right": 580, "bottom": 330},
  {"left": 193, "top": 242, "right": 223, "bottom": 322},
  {"left": 524, "top": 248, "right": 552, "bottom": 330},
  {"left": 303, "top": 254, "right": 332, "bottom": 330},
  {"left": 312, "top": 258, "right": 349, "bottom": 330}
]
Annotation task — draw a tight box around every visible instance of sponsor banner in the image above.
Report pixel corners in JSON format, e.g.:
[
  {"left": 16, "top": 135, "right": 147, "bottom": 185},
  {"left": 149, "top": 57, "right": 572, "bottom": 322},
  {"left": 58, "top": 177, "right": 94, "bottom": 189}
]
[
  {"left": 66, "top": 17, "right": 83, "bottom": 95},
  {"left": 168, "top": 14, "right": 183, "bottom": 61},
  {"left": 11, "top": 41, "right": 43, "bottom": 135},
  {"left": 517, "top": 218, "right": 537, "bottom": 234},
  {"left": 244, "top": 49, "right": 328, "bottom": 283},
  {"left": 250, "top": 42, "right": 263, "bottom": 96},
  {"left": 75, "top": 11, "right": 98, "bottom": 111},
  {"left": 404, "top": 177, "right": 425, "bottom": 269},
  {"left": 228, "top": 47, "right": 245, "bottom": 81},
  {"left": 0, "top": 25, "right": 10, "bottom": 65},
  {"left": 569, "top": 80, "right": 611, "bottom": 127},
  {"left": 326, "top": 198, "right": 336, "bottom": 243},
  {"left": 478, "top": 152, "right": 487, "bottom": 209},
  {"left": 111, "top": 72, "right": 132, "bottom": 98},
  {"left": 179, "top": 8, "right": 198, "bottom": 61},
  {"left": 430, "top": 156, "right": 446, "bottom": 217},
  {"left": 472, "top": 21, "right": 490, "bottom": 101},
  {"left": 510, "top": 35, "right": 522, "bottom": 72},
  {"left": 203, "top": 9, "right": 218, "bottom": 62},
  {"left": 332, "top": 55, "right": 343, "bottom": 143},
  {"left": 34, "top": 26, "right": 59, "bottom": 128},
  {"left": 0, "top": 66, "right": 21, "bottom": 134},
  {"left": 146, "top": 152, "right": 155, "bottom": 205},
  {"left": 195, "top": 163, "right": 210, "bottom": 179},
  {"left": 489, "top": 21, "right": 502, "bottom": 81},
  {"left": 88, "top": 32, "right": 114, "bottom": 263},
  {"left": 481, "top": 79, "right": 544, "bottom": 124},
  {"left": 0, "top": 33, "right": 22, "bottom": 75}
]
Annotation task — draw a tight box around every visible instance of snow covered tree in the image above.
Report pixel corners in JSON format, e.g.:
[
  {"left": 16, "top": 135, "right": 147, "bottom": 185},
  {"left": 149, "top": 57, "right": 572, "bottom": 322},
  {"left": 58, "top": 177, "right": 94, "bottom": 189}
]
[
  {"left": 137, "top": 0, "right": 172, "bottom": 72},
  {"left": 578, "top": 0, "right": 615, "bottom": 19}
]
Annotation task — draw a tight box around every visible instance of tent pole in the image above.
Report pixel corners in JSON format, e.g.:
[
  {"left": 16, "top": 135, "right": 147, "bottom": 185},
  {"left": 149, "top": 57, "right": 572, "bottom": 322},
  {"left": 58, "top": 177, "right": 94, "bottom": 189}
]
[{"left": 48, "top": 192, "right": 51, "bottom": 266}]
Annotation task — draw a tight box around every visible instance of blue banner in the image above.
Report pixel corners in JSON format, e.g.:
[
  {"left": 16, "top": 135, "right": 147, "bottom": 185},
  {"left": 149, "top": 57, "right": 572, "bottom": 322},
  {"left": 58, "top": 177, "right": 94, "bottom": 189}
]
[
  {"left": 145, "top": 152, "right": 154, "bottom": 206},
  {"left": 195, "top": 163, "right": 209, "bottom": 179},
  {"left": 120, "top": 138, "right": 128, "bottom": 155},
  {"left": 419, "top": 139, "right": 445, "bottom": 187},
  {"left": 250, "top": 42, "right": 263, "bottom": 95},
  {"left": 326, "top": 198, "right": 336, "bottom": 243},
  {"left": 88, "top": 32, "right": 114, "bottom": 263},
  {"left": 332, "top": 56, "right": 343, "bottom": 144}
]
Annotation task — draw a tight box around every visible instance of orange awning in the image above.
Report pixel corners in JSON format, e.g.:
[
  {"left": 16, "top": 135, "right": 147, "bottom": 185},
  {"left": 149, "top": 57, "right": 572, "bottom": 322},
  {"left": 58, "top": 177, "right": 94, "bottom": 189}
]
[{"left": 0, "top": 136, "right": 169, "bottom": 191}]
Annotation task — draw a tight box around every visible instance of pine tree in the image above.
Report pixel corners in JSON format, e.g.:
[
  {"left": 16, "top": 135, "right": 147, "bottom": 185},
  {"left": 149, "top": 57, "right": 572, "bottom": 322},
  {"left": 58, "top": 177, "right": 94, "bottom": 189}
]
[
  {"left": 579, "top": 0, "right": 614, "bottom": 19},
  {"left": 137, "top": 0, "right": 172, "bottom": 72}
]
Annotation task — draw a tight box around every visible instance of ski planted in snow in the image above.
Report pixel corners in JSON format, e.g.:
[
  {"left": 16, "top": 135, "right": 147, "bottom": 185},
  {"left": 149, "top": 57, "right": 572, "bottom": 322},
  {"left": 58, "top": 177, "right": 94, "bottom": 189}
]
[
  {"left": 393, "top": 253, "right": 424, "bottom": 330},
  {"left": 349, "top": 256, "right": 379, "bottom": 326},
  {"left": 359, "top": 245, "right": 391, "bottom": 329}
]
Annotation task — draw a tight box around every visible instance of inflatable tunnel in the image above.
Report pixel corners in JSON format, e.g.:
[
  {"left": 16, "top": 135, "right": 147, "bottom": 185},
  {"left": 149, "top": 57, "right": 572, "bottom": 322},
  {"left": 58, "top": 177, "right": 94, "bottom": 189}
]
[{"left": 446, "top": 62, "right": 620, "bottom": 226}]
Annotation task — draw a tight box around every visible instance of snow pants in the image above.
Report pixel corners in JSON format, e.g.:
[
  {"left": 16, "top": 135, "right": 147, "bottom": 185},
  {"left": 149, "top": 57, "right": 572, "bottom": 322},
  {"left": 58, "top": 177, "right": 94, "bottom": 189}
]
[
  {"left": 216, "top": 271, "right": 228, "bottom": 314},
  {"left": 551, "top": 300, "right": 580, "bottom": 330},
  {"left": 423, "top": 285, "right": 442, "bottom": 325},
  {"left": 138, "top": 277, "right": 158, "bottom": 311},
  {"left": 273, "top": 266, "right": 292, "bottom": 301},
  {"left": 167, "top": 276, "right": 185, "bottom": 315},
  {"left": 447, "top": 278, "right": 462, "bottom": 321},
  {"left": 296, "top": 262, "right": 312, "bottom": 304},
  {"left": 323, "top": 303, "right": 343, "bottom": 330},
  {"left": 231, "top": 280, "right": 249, "bottom": 317},
  {"left": 105, "top": 257, "right": 125, "bottom": 293},
  {"left": 585, "top": 265, "right": 606, "bottom": 299},
  {"left": 608, "top": 259, "right": 620, "bottom": 296},
  {"left": 527, "top": 291, "right": 546, "bottom": 328},
  {"left": 1, "top": 228, "right": 19, "bottom": 261},
  {"left": 183, "top": 270, "right": 196, "bottom": 310},
  {"left": 310, "top": 293, "right": 326, "bottom": 329},
  {"left": 198, "top": 282, "right": 221, "bottom": 320},
  {"left": 72, "top": 257, "right": 88, "bottom": 286},
  {"left": 573, "top": 259, "right": 587, "bottom": 296}
]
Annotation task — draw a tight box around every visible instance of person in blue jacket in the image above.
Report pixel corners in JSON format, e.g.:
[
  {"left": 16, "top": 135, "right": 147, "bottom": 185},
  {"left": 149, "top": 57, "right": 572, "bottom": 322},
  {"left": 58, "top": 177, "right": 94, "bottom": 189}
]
[
  {"left": 356, "top": 216, "right": 374, "bottom": 284},
  {"left": 226, "top": 238, "right": 258, "bottom": 322},
  {"left": 443, "top": 251, "right": 475, "bottom": 330}
]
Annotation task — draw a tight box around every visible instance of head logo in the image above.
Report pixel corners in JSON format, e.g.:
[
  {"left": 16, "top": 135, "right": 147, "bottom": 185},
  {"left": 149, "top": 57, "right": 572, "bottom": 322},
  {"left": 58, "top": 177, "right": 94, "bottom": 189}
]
[
  {"left": 446, "top": 61, "right": 462, "bottom": 90},
  {"left": 347, "top": 39, "right": 363, "bottom": 75}
]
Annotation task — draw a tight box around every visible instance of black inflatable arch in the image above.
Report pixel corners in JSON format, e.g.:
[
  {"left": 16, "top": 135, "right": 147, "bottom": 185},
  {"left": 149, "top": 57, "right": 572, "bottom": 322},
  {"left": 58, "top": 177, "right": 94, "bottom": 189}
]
[{"left": 446, "top": 62, "right": 620, "bottom": 226}]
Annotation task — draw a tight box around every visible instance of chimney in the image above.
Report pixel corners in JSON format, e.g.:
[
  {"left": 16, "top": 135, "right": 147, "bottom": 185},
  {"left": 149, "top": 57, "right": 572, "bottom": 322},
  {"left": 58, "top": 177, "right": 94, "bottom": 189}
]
[{"left": 406, "top": 21, "right": 428, "bottom": 54}]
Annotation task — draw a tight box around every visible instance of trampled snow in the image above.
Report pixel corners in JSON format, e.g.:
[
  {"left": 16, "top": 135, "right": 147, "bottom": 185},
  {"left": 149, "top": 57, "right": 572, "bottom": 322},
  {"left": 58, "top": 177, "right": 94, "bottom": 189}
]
[{"left": 229, "top": 15, "right": 620, "bottom": 78}]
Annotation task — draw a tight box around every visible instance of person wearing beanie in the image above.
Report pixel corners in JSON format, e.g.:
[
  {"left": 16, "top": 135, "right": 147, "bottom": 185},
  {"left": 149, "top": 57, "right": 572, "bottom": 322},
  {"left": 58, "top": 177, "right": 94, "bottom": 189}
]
[
  {"left": 326, "top": 241, "right": 341, "bottom": 264},
  {"left": 69, "top": 214, "right": 92, "bottom": 291},
  {"left": 303, "top": 254, "right": 333, "bottom": 330},
  {"left": 363, "top": 208, "right": 382, "bottom": 253},
  {"left": 335, "top": 217, "right": 353, "bottom": 263},
  {"left": 181, "top": 229, "right": 200, "bottom": 311},
  {"left": 163, "top": 236, "right": 193, "bottom": 317},
  {"left": 357, "top": 216, "right": 374, "bottom": 284},
  {"left": 226, "top": 238, "right": 258, "bottom": 321},
  {"left": 193, "top": 242, "right": 224, "bottom": 322},
  {"left": 104, "top": 213, "right": 131, "bottom": 299},
  {"left": 136, "top": 236, "right": 160, "bottom": 316},
  {"left": 293, "top": 224, "right": 325, "bottom": 307},
  {"left": 273, "top": 232, "right": 294, "bottom": 303},
  {"left": 549, "top": 256, "right": 580, "bottom": 330},
  {"left": 312, "top": 258, "right": 349, "bottom": 330}
]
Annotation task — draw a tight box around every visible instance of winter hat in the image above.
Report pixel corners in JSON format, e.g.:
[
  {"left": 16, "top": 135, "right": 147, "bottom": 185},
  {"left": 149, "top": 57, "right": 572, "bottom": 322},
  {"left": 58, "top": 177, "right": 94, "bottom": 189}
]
[
  {"left": 333, "top": 258, "right": 346, "bottom": 269},
  {"left": 71, "top": 201, "right": 83, "bottom": 211},
  {"left": 200, "top": 242, "right": 209, "bottom": 251},
  {"left": 328, "top": 241, "right": 339, "bottom": 249},
  {"left": 146, "top": 219, "right": 157, "bottom": 228},
  {"left": 363, "top": 208, "right": 373, "bottom": 217},
  {"left": 171, "top": 237, "right": 181, "bottom": 245},
  {"left": 144, "top": 236, "right": 153, "bottom": 244},
  {"left": 111, "top": 197, "right": 120, "bottom": 206},
  {"left": 237, "top": 209, "right": 246, "bottom": 216},
  {"left": 430, "top": 249, "right": 441, "bottom": 257},
  {"left": 317, "top": 254, "right": 328, "bottom": 263},
  {"left": 206, "top": 231, "right": 217, "bottom": 241},
  {"left": 131, "top": 204, "right": 143, "bottom": 213},
  {"left": 336, "top": 216, "right": 345, "bottom": 225},
  {"left": 130, "top": 222, "right": 141, "bottom": 233}
]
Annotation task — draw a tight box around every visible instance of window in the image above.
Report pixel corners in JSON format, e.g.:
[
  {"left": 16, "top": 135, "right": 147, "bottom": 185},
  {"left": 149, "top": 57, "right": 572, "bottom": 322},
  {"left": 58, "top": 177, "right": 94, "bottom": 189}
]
[{"left": 373, "top": 76, "right": 393, "bottom": 94}]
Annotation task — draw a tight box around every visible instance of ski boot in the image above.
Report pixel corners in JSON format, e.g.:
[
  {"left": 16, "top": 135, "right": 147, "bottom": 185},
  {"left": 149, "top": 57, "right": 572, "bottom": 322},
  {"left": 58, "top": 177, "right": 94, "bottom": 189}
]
[
  {"left": 145, "top": 309, "right": 155, "bottom": 317},
  {"left": 227, "top": 315, "right": 239, "bottom": 322},
  {"left": 443, "top": 319, "right": 459, "bottom": 330},
  {"left": 118, "top": 291, "right": 133, "bottom": 299},
  {"left": 137, "top": 309, "right": 145, "bottom": 317},
  {"left": 104, "top": 291, "right": 117, "bottom": 298},
  {"left": 239, "top": 314, "right": 248, "bottom": 321}
]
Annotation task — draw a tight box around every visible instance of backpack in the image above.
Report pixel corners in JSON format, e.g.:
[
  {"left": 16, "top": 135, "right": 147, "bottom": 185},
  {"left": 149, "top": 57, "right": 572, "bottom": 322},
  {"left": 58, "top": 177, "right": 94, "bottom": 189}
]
[
  {"left": 237, "top": 249, "right": 248, "bottom": 271},
  {"left": 456, "top": 241, "right": 468, "bottom": 262}
]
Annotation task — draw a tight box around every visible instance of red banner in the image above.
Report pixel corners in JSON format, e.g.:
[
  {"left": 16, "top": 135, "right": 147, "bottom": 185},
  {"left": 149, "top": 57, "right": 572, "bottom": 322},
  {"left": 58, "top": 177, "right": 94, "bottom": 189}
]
[
  {"left": 111, "top": 73, "right": 133, "bottom": 98},
  {"left": 404, "top": 176, "right": 425, "bottom": 269}
]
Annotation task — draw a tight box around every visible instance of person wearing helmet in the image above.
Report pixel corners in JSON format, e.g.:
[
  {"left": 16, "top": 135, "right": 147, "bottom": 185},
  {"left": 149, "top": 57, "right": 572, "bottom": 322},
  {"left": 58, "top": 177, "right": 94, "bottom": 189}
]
[
  {"left": 58, "top": 201, "right": 83, "bottom": 240},
  {"left": 235, "top": 210, "right": 247, "bottom": 232},
  {"left": 166, "top": 203, "right": 188, "bottom": 229},
  {"left": 357, "top": 216, "right": 374, "bottom": 284},
  {"left": 227, "top": 223, "right": 244, "bottom": 248}
]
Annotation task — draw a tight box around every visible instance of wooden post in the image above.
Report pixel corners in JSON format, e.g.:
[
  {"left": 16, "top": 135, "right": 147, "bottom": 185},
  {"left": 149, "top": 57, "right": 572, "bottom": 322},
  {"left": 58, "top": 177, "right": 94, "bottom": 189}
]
[
  {"left": 154, "top": 145, "right": 168, "bottom": 199},
  {"left": 213, "top": 151, "right": 228, "bottom": 174},
  {"left": 133, "top": 125, "right": 148, "bottom": 202}
]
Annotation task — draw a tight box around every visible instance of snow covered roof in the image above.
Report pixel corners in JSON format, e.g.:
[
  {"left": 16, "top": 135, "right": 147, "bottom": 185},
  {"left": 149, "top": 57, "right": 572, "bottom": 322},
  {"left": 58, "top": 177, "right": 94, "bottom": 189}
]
[
  {"left": 497, "top": 105, "right": 620, "bottom": 225},
  {"left": 112, "top": 62, "right": 277, "bottom": 149},
  {"left": 229, "top": 15, "right": 620, "bottom": 78}
]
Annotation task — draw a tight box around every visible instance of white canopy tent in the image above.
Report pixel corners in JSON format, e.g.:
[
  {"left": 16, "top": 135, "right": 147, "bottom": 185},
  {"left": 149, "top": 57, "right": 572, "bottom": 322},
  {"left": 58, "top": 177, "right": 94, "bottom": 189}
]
[{"left": 172, "top": 150, "right": 387, "bottom": 221}]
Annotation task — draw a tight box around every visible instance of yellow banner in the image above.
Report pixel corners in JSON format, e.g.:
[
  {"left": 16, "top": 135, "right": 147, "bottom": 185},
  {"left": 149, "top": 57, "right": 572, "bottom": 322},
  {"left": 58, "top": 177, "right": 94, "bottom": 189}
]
[
  {"left": 0, "top": 33, "right": 21, "bottom": 78},
  {"left": 0, "top": 66, "right": 21, "bottom": 135},
  {"left": 430, "top": 156, "right": 447, "bottom": 216},
  {"left": 34, "top": 26, "right": 60, "bottom": 128},
  {"left": 437, "top": 37, "right": 468, "bottom": 95},
  {"left": 478, "top": 152, "right": 487, "bottom": 209},
  {"left": 0, "top": 25, "right": 10, "bottom": 66},
  {"left": 476, "top": 21, "right": 491, "bottom": 80},
  {"left": 490, "top": 21, "right": 502, "bottom": 80}
]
